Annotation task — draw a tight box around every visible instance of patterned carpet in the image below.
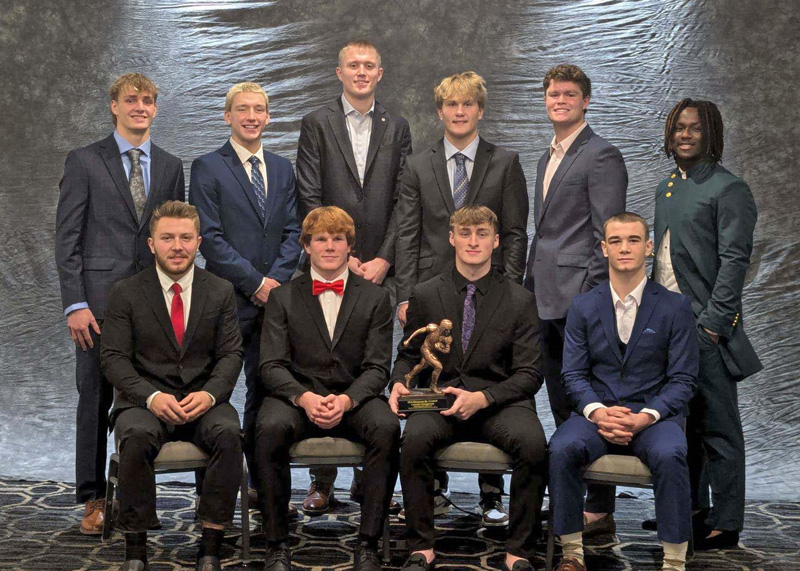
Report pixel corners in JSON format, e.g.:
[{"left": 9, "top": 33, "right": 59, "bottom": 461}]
[{"left": 1, "top": 479, "right": 798, "bottom": 570}]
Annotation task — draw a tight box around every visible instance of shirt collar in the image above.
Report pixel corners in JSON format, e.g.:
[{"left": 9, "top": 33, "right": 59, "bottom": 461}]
[
  {"left": 229, "top": 137, "right": 265, "bottom": 167},
  {"left": 549, "top": 121, "right": 588, "bottom": 156},
  {"left": 453, "top": 266, "right": 493, "bottom": 296},
  {"left": 155, "top": 263, "right": 195, "bottom": 295},
  {"left": 610, "top": 275, "right": 648, "bottom": 308},
  {"left": 443, "top": 134, "right": 480, "bottom": 163},
  {"left": 114, "top": 131, "right": 151, "bottom": 157},
  {"left": 310, "top": 266, "right": 350, "bottom": 288},
  {"left": 341, "top": 94, "right": 374, "bottom": 117}
]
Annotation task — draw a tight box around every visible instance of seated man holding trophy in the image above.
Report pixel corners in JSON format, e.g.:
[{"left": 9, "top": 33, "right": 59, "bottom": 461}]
[{"left": 389, "top": 206, "right": 547, "bottom": 571}]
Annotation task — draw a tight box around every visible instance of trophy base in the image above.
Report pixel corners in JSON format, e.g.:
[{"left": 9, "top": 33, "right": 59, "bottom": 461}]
[{"left": 398, "top": 389, "right": 453, "bottom": 413}]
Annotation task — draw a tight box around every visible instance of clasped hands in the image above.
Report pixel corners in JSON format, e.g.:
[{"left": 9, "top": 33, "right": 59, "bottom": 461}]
[
  {"left": 298, "top": 392, "right": 353, "bottom": 429},
  {"left": 389, "top": 384, "right": 488, "bottom": 420},
  {"left": 150, "top": 391, "right": 213, "bottom": 425},
  {"left": 589, "top": 406, "right": 655, "bottom": 445}
]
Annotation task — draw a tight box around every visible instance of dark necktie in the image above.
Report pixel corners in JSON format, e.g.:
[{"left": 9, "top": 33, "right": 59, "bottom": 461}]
[
  {"left": 127, "top": 148, "right": 146, "bottom": 222},
  {"left": 170, "top": 283, "right": 185, "bottom": 347},
  {"left": 453, "top": 153, "right": 469, "bottom": 209},
  {"left": 248, "top": 156, "right": 267, "bottom": 219},
  {"left": 312, "top": 279, "right": 345, "bottom": 296},
  {"left": 462, "top": 283, "right": 477, "bottom": 352}
]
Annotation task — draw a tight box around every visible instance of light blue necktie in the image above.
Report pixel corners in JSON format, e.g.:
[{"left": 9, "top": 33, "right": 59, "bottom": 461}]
[
  {"left": 453, "top": 153, "right": 469, "bottom": 209},
  {"left": 248, "top": 156, "right": 267, "bottom": 219}
]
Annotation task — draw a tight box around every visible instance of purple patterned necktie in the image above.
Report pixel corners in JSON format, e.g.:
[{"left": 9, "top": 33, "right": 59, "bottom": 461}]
[
  {"left": 453, "top": 153, "right": 469, "bottom": 209},
  {"left": 462, "top": 284, "right": 477, "bottom": 352}
]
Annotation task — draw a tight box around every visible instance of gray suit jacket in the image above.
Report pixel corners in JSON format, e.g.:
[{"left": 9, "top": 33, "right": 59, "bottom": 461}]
[
  {"left": 296, "top": 98, "right": 412, "bottom": 264},
  {"left": 395, "top": 137, "right": 529, "bottom": 303},
  {"left": 524, "top": 125, "right": 627, "bottom": 321},
  {"left": 55, "top": 133, "right": 185, "bottom": 319}
]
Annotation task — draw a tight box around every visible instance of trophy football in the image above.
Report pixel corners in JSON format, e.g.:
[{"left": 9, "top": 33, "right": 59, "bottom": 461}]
[{"left": 398, "top": 319, "right": 455, "bottom": 413}]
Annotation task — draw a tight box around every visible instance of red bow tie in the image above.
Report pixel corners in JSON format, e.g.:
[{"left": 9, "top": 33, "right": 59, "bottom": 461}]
[{"left": 312, "top": 279, "right": 344, "bottom": 296}]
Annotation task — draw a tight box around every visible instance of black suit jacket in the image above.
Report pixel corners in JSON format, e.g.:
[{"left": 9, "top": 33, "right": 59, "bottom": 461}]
[
  {"left": 296, "top": 98, "right": 412, "bottom": 264},
  {"left": 395, "top": 138, "right": 529, "bottom": 302},
  {"left": 100, "top": 266, "right": 243, "bottom": 420},
  {"left": 259, "top": 272, "right": 393, "bottom": 407},
  {"left": 55, "top": 133, "right": 185, "bottom": 319},
  {"left": 392, "top": 269, "right": 542, "bottom": 409}
]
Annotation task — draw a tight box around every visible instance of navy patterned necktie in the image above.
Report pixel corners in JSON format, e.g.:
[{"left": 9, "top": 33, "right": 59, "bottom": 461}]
[
  {"left": 127, "top": 148, "right": 146, "bottom": 222},
  {"left": 462, "top": 284, "right": 477, "bottom": 352},
  {"left": 248, "top": 155, "right": 267, "bottom": 218},
  {"left": 453, "top": 153, "right": 469, "bottom": 209}
]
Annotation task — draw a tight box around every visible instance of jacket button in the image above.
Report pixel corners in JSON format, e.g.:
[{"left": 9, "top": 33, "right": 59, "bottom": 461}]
[
  {"left": 537, "top": 232, "right": 543, "bottom": 238},
  {"left": 178, "top": 365, "right": 184, "bottom": 370}
]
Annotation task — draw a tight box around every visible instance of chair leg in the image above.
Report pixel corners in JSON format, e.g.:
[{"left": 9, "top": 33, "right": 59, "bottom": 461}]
[
  {"left": 240, "top": 459, "right": 250, "bottom": 566},
  {"left": 102, "top": 455, "right": 118, "bottom": 541},
  {"left": 545, "top": 515, "right": 555, "bottom": 571},
  {"left": 382, "top": 513, "right": 391, "bottom": 562}
]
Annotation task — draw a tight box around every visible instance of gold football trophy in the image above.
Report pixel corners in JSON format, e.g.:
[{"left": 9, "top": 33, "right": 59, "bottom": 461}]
[{"left": 398, "top": 319, "right": 454, "bottom": 412}]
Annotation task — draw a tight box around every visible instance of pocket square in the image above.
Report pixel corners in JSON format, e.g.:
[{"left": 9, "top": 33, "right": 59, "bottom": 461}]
[{"left": 643, "top": 328, "right": 656, "bottom": 334}]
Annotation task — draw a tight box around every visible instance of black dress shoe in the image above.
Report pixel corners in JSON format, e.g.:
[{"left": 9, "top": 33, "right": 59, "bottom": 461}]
[
  {"left": 264, "top": 543, "right": 292, "bottom": 571},
  {"left": 196, "top": 555, "right": 221, "bottom": 571},
  {"left": 582, "top": 513, "right": 616, "bottom": 538},
  {"left": 695, "top": 530, "right": 740, "bottom": 550},
  {"left": 501, "top": 559, "right": 534, "bottom": 571},
  {"left": 354, "top": 544, "right": 382, "bottom": 571},
  {"left": 120, "top": 560, "right": 148, "bottom": 571},
  {"left": 401, "top": 553, "right": 434, "bottom": 571},
  {"left": 643, "top": 507, "right": 709, "bottom": 533}
]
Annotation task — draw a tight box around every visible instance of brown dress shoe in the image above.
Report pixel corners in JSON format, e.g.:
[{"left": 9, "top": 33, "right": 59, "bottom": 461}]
[
  {"left": 80, "top": 498, "right": 106, "bottom": 535},
  {"left": 302, "top": 482, "right": 334, "bottom": 515},
  {"left": 555, "top": 556, "right": 586, "bottom": 571}
]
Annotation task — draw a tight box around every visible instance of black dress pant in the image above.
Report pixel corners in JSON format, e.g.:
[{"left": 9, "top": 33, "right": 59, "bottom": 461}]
[
  {"left": 75, "top": 325, "right": 114, "bottom": 503},
  {"left": 253, "top": 396, "right": 400, "bottom": 543},
  {"left": 540, "top": 317, "right": 615, "bottom": 514},
  {"left": 114, "top": 403, "right": 243, "bottom": 531},
  {"left": 240, "top": 311, "right": 264, "bottom": 468},
  {"left": 400, "top": 405, "right": 547, "bottom": 559}
]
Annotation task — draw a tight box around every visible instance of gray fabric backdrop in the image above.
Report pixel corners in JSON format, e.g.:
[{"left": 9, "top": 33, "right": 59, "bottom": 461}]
[{"left": 1, "top": 0, "right": 797, "bottom": 499}]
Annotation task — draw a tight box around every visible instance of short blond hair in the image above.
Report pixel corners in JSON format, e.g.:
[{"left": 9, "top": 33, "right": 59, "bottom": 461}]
[
  {"left": 225, "top": 82, "right": 269, "bottom": 112},
  {"left": 301, "top": 206, "right": 356, "bottom": 247},
  {"left": 109, "top": 73, "right": 158, "bottom": 125},
  {"left": 338, "top": 39, "right": 381, "bottom": 68},
  {"left": 449, "top": 205, "right": 498, "bottom": 233},
  {"left": 150, "top": 201, "right": 201, "bottom": 235},
  {"left": 434, "top": 71, "right": 487, "bottom": 109}
]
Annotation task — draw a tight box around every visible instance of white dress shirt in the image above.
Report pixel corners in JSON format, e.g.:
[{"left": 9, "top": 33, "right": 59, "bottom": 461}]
[
  {"left": 310, "top": 266, "right": 350, "bottom": 340},
  {"left": 443, "top": 135, "right": 479, "bottom": 194},
  {"left": 654, "top": 169, "right": 686, "bottom": 294},
  {"left": 583, "top": 276, "right": 661, "bottom": 423},
  {"left": 542, "top": 122, "right": 589, "bottom": 201},
  {"left": 342, "top": 94, "right": 374, "bottom": 186}
]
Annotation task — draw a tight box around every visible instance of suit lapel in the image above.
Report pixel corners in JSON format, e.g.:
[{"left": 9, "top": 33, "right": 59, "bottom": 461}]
[
  {"left": 180, "top": 270, "right": 208, "bottom": 358},
  {"left": 623, "top": 281, "right": 659, "bottom": 364},
  {"left": 220, "top": 142, "right": 265, "bottom": 225},
  {"left": 331, "top": 276, "right": 362, "bottom": 348},
  {"left": 431, "top": 140, "right": 455, "bottom": 213},
  {"left": 436, "top": 272, "right": 464, "bottom": 362},
  {"left": 364, "top": 102, "right": 388, "bottom": 179},
  {"left": 462, "top": 272, "right": 504, "bottom": 363},
  {"left": 539, "top": 126, "right": 593, "bottom": 223},
  {"left": 99, "top": 134, "right": 137, "bottom": 223},
  {"left": 465, "top": 138, "right": 492, "bottom": 205},
  {"left": 597, "top": 284, "right": 623, "bottom": 363},
  {"left": 298, "top": 274, "right": 333, "bottom": 348},
  {"left": 141, "top": 144, "right": 167, "bottom": 230},
  {"left": 141, "top": 267, "right": 181, "bottom": 353},
  {"left": 327, "top": 102, "right": 361, "bottom": 187},
  {"left": 534, "top": 152, "right": 548, "bottom": 227}
]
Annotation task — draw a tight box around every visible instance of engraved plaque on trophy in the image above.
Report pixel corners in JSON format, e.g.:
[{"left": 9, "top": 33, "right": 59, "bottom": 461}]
[{"left": 398, "top": 319, "right": 455, "bottom": 413}]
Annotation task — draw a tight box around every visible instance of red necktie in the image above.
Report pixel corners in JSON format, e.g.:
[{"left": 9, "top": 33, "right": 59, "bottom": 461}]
[
  {"left": 312, "top": 279, "right": 344, "bottom": 296},
  {"left": 170, "top": 283, "right": 185, "bottom": 347}
]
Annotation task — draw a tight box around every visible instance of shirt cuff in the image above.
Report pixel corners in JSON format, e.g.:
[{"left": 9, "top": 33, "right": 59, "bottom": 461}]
[
  {"left": 64, "top": 302, "right": 89, "bottom": 316},
  {"left": 146, "top": 391, "right": 162, "bottom": 410},
  {"left": 583, "top": 402, "right": 607, "bottom": 421},
  {"left": 398, "top": 301, "right": 409, "bottom": 306},
  {"left": 253, "top": 277, "right": 267, "bottom": 297},
  {"left": 203, "top": 391, "right": 216, "bottom": 407},
  {"left": 641, "top": 408, "right": 661, "bottom": 423}
]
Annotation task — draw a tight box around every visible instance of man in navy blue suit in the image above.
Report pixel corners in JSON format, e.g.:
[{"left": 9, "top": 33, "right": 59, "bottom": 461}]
[
  {"left": 548, "top": 212, "right": 698, "bottom": 571},
  {"left": 189, "top": 82, "right": 302, "bottom": 474}
]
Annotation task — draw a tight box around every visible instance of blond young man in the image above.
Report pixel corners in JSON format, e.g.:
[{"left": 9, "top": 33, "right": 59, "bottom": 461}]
[{"left": 55, "top": 72, "right": 185, "bottom": 534}]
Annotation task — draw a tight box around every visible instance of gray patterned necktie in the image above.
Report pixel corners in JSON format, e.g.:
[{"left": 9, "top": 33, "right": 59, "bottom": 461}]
[
  {"left": 462, "top": 283, "right": 477, "bottom": 352},
  {"left": 248, "top": 156, "right": 267, "bottom": 218},
  {"left": 127, "top": 148, "right": 146, "bottom": 222},
  {"left": 453, "top": 153, "right": 469, "bottom": 209}
]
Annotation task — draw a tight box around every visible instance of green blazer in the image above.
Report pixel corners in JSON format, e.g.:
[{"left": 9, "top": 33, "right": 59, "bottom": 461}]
[{"left": 653, "top": 161, "right": 762, "bottom": 380}]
